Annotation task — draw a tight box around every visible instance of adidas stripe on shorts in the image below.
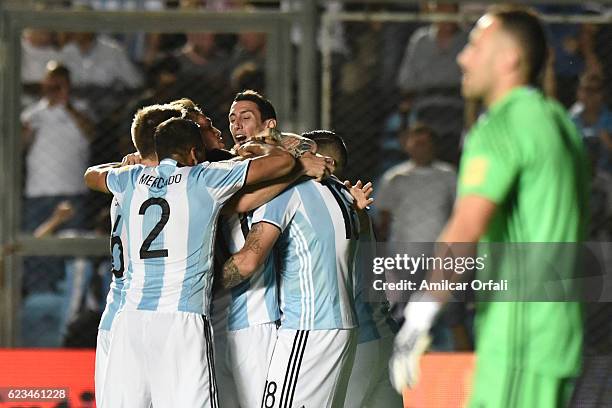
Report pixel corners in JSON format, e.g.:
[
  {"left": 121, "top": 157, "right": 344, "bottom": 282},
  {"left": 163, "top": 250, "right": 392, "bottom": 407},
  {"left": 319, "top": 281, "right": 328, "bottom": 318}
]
[{"left": 261, "top": 328, "right": 357, "bottom": 408}]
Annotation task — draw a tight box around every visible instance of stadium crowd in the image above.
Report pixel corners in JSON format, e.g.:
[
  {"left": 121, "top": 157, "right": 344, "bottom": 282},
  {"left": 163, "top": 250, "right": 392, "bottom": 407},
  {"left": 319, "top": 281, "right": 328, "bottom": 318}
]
[{"left": 10, "top": 2, "right": 612, "bottom": 406}]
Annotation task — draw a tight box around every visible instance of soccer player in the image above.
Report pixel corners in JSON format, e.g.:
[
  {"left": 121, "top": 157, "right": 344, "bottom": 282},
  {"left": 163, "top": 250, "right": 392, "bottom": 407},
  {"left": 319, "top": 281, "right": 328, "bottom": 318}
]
[
  {"left": 110, "top": 100, "right": 329, "bottom": 408},
  {"left": 307, "top": 131, "right": 403, "bottom": 408},
  {"left": 84, "top": 117, "right": 303, "bottom": 407},
  {"left": 229, "top": 89, "right": 316, "bottom": 156},
  {"left": 210, "top": 90, "right": 328, "bottom": 408},
  {"left": 229, "top": 90, "right": 278, "bottom": 147},
  {"left": 170, "top": 98, "right": 226, "bottom": 151},
  {"left": 389, "top": 6, "right": 589, "bottom": 407},
  {"left": 222, "top": 130, "right": 361, "bottom": 408},
  {"left": 94, "top": 104, "right": 182, "bottom": 405}
]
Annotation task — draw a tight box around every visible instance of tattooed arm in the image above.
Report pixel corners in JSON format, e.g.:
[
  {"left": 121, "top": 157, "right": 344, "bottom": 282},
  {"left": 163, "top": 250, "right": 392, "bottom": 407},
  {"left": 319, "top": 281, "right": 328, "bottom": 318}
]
[{"left": 222, "top": 222, "right": 282, "bottom": 289}]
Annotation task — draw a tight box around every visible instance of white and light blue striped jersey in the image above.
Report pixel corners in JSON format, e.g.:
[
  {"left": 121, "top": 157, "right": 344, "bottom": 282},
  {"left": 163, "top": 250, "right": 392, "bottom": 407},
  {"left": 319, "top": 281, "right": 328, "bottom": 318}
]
[
  {"left": 353, "top": 209, "right": 398, "bottom": 343},
  {"left": 99, "top": 197, "right": 127, "bottom": 331},
  {"left": 106, "top": 158, "right": 250, "bottom": 315},
  {"left": 221, "top": 213, "right": 280, "bottom": 331},
  {"left": 252, "top": 177, "right": 358, "bottom": 330}
]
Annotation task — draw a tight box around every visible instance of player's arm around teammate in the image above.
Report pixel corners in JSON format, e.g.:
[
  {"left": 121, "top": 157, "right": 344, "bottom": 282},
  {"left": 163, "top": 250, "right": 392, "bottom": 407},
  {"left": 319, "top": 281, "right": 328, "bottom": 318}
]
[
  {"left": 224, "top": 149, "right": 334, "bottom": 214},
  {"left": 84, "top": 135, "right": 299, "bottom": 194},
  {"left": 220, "top": 138, "right": 339, "bottom": 287}
]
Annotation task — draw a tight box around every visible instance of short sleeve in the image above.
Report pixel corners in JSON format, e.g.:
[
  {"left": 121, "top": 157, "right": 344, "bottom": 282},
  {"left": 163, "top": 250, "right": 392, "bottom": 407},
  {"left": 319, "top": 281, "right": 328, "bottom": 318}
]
[
  {"left": 107, "top": 165, "right": 141, "bottom": 196},
  {"left": 458, "top": 121, "right": 522, "bottom": 204},
  {"left": 251, "top": 187, "right": 300, "bottom": 232},
  {"left": 196, "top": 159, "right": 251, "bottom": 204},
  {"left": 20, "top": 104, "right": 41, "bottom": 130}
]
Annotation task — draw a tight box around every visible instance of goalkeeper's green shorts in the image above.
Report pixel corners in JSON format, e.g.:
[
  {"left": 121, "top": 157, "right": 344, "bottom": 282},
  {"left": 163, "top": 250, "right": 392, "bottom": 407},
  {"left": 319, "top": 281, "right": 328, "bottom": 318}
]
[{"left": 468, "top": 360, "right": 575, "bottom": 408}]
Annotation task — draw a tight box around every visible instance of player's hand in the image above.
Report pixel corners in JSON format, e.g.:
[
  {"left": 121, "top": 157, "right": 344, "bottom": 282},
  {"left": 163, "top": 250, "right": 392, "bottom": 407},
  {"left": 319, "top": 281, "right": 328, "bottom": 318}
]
[
  {"left": 236, "top": 141, "right": 274, "bottom": 158},
  {"left": 121, "top": 152, "right": 142, "bottom": 165},
  {"left": 389, "top": 295, "right": 440, "bottom": 393},
  {"left": 299, "top": 152, "right": 334, "bottom": 182},
  {"left": 281, "top": 133, "right": 317, "bottom": 158},
  {"left": 251, "top": 128, "right": 282, "bottom": 145},
  {"left": 344, "top": 180, "right": 374, "bottom": 210}
]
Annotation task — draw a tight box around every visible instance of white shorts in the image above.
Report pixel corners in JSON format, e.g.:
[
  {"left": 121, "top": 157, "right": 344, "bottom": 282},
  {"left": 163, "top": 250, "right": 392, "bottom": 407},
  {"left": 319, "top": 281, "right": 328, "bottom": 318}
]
[
  {"left": 100, "top": 310, "right": 218, "bottom": 408},
  {"left": 95, "top": 329, "right": 111, "bottom": 405},
  {"left": 211, "top": 290, "right": 241, "bottom": 408},
  {"left": 213, "top": 325, "right": 241, "bottom": 408},
  {"left": 228, "top": 322, "right": 278, "bottom": 407},
  {"left": 344, "top": 336, "right": 403, "bottom": 407},
  {"left": 262, "top": 328, "right": 357, "bottom": 408}
]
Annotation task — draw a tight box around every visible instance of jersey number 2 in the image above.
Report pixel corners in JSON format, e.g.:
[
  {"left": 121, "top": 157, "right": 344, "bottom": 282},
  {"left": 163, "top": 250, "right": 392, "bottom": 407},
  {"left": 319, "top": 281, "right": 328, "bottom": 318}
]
[{"left": 139, "top": 197, "right": 170, "bottom": 259}]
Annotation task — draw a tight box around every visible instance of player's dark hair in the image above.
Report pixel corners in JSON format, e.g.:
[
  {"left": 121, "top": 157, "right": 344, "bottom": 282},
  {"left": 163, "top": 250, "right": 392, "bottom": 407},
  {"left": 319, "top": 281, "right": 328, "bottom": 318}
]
[
  {"left": 489, "top": 5, "right": 548, "bottom": 86},
  {"left": 302, "top": 130, "right": 348, "bottom": 173},
  {"left": 46, "top": 60, "right": 71, "bottom": 84},
  {"left": 154, "top": 117, "right": 204, "bottom": 162},
  {"left": 131, "top": 105, "right": 182, "bottom": 159},
  {"left": 233, "top": 90, "right": 277, "bottom": 121}
]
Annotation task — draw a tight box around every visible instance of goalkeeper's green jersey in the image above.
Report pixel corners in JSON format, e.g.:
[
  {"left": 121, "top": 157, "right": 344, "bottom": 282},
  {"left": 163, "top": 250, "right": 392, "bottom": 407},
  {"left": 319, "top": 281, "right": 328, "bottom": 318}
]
[{"left": 458, "top": 87, "right": 589, "bottom": 376}]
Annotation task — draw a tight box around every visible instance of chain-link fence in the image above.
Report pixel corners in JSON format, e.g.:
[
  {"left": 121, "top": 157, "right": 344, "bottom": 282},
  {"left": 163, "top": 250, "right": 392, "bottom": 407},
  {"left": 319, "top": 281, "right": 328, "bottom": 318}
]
[
  {"left": 20, "top": 28, "right": 269, "bottom": 229},
  {"left": 2, "top": 1, "right": 612, "bottom": 360},
  {"left": 17, "top": 26, "right": 273, "bottom": 347},
  {"left": 321, "top": 3, "right": 612, "bottom": 183},
  {"left": 319, "top": 4, "right": 612, "bottom": 406},
  {"left": 1, "top": 3, "right": 298, "bottom": 347}
]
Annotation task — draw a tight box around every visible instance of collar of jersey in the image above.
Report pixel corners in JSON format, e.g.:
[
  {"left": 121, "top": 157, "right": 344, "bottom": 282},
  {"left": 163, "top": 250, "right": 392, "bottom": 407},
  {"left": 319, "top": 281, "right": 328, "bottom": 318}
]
[
  {"left": 160, "top": 158, "right": 178, "bottom": 167},
  {"left": 488, "top": 86, "right": 534, "bottom": 117}
]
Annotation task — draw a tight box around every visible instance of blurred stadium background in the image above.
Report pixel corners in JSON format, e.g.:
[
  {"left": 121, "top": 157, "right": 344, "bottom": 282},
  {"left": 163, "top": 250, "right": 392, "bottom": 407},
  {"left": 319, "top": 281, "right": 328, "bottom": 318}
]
[{"left": 1, "top": 1, "right": 612, "bottom": 407}]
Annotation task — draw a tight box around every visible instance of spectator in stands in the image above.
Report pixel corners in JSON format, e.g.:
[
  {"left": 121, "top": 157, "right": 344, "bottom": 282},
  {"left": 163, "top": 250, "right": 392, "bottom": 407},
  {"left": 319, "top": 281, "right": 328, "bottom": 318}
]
[
  {"left": 175, "top": 32, "right": 231, "bottom": 127},
  {"left": 395, "top": 2, "right": 467, "bottom": 164},
  {"left": 570, "top": 71, "right": 612, "bottom": 174},
  {"left": 375, "top": 123, "right": 464, "bottom": 349},
  {"left": 379, "top": 92, "right": 412, "bottom": 175},
  {"left": 21, "top": 61, "right": 94, "bottom": 232},
  {"left": 71, "top": 1, "right": 168, "bottom": 65},
  {"left": 59, "top": 31, "right": 143, "bottom": 90},
  {"left": 230, "top": 61, "right": 264, "bottom": 95},
  {"left": 396, "top": 2, "right": 466, "bottom": 100},
  {"left": 379, "top": 3, "right": 419, "bottom": 93},
  {"left": 230, "top": 32, "right": 266, "bottom": 73},
  {"left": 19, "top": 63, "right": 94, "bottom": 337},
  {"left": 539, "top": 4, "right": 603, "bottom": 107},
  {"left": 58, "top": 30, "right": 144, "bottom": 167},
  {"left": 116, "top": 55, "right": 183, "bottom": 156},
  {"left": 138, "top": 54, "right": 182, "bottom": 107},
  {"left": 21, "top": 29, "right": 60, "bottom": 106},
  {"left": 176, "top": 32, "right": 228, "bottom": 82},
  {"left": 375, "top": 123, "right": 456, "bottom": 243}
]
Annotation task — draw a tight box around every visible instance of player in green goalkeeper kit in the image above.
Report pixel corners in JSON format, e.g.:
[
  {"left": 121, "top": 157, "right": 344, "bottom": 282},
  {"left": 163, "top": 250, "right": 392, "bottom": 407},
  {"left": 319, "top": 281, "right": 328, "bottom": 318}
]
[{"left": 390, "top": 6, "right": 589, "bottom": 407}]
